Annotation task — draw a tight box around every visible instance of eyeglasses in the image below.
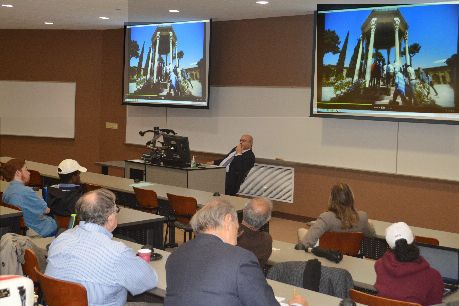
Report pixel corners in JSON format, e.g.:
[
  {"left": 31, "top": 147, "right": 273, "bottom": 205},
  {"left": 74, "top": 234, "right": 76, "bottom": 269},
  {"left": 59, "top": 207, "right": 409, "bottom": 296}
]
[{"left": 115, "top": 205, "right": 121, "bottom": 214}]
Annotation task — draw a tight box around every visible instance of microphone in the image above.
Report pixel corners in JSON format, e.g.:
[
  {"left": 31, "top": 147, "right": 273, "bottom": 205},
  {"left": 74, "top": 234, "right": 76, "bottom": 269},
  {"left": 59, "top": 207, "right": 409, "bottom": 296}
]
[{"left": 139, "top": 131, "right": 145, "bottom": 136}]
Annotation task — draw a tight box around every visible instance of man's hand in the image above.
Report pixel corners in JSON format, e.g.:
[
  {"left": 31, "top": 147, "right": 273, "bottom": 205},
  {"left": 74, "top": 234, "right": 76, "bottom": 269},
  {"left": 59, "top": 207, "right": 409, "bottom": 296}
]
[
  {"left": 44, "top": 207, "right": 51, "bottom": 214},
  {"left": 235, "top": 144, "right": 243, "bottom": 155},
  {"left": 289, "top": 293, "right": 308, "bottom": 306}
]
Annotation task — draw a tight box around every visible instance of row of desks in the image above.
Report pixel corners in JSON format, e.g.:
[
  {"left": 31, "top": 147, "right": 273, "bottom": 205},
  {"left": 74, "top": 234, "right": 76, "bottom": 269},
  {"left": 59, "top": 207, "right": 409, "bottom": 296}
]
[
  {"left": 2, "top": 156, "right": 458, "bottom": 250},
  {"left": 32, "top": 237, "right": 364, "bottom": 306}
]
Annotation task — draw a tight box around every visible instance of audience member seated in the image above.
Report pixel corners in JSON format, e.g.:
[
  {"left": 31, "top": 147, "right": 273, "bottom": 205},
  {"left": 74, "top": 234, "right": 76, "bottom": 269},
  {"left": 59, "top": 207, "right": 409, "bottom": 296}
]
[
  {"left": 375, "top": 222, "right": 443, "bottom": 306},
  {"left": 208, "top": 134, "right": 255, "bottom": 195},
  {"left": 47, "top": 159, "right": 86, "bottom": 216},
  {"left": 237, "top": 197, "right": 273, "bottom": 268},
  {"left": 297, "top": 183, "right": 375, "bottom": 247},
  {"left": 45, "top": 189, "right": 158, "bottom": 306},
  {"left": 165, "top": 198, "right": 307, "bottom": 306},
  {"left": 1, "top": 159, "right": 57, "bottom": 237}
]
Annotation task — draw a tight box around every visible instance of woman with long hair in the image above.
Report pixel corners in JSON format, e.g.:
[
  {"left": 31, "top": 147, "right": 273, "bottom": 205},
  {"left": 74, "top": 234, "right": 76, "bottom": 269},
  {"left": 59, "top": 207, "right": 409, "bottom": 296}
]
[
  {"left": 297, "top": 183, "right": 375, "bottom": 247},
  {"left": 375, "top": 222, "right": 443, "bottom": 306}
]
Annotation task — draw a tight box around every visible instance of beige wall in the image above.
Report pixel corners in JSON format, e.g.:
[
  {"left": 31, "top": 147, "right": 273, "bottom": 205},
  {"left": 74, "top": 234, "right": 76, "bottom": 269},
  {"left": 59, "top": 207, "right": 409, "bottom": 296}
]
[{"left": 1, "top": 16, "right": 458, "bottom": 233}]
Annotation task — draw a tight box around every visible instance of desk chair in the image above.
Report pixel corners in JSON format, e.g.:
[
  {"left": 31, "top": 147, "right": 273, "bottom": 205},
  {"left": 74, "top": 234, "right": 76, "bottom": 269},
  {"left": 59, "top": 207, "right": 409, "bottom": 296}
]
[
  {"left": 166, "top": 193, "right": 197, "bottom": 246},
  {"left": 414, "top": 235, "right": 439, "bottom": 246},
  {"left": 320, "top": 232, "right": 364, "bottom": 257},
  {"left": 133, "top": 187, "right": 159, "bottom": 214},
  {"left": 349, "top": 289, "right": 421, "bottom": 306},
  {"left": 82, "top": 183, "right": 102, "bottom": 192},
  {"left": 0, "top": 200, "right": 27, "bottom": 235},
  {"left": 34, "top": 266, "right": 88, "bottom": 306},
  {"left": 27, "top": 170, "right": 42, "bottom": 190},
  {"left": 22, "top": 249, "right": 41, "bottom": 298}
]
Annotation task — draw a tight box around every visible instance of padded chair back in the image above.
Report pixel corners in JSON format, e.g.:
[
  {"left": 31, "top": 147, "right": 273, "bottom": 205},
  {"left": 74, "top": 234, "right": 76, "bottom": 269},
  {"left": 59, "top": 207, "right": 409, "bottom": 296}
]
[
  {"left": 54, "top": 215, "right": 71, "bottom": 229},
  {"left": 349, "top": 289, "right": 422, "bottom": 306},
  {"left": 166, "top": 193, "right": 197, "bottom": 224},
  {"left": 27, "top": 170, "right": 42, "bottom": 189},
  {"left": 319, "top": 232, "right": 364, "bottom": 256},
  {"left": 34, "top": 266, "right": 88, "bottom": 306},
  {"left": 414, "top": 235, "right": 439, "bottom": 246},
  {"left": 22, "top": 249, "right": 39, "bottom": 282},
  {"left": 82, "top": 183, "right": 102, "bottom": 192},
  {"left": 267, "top": 261, "right": 353, "bottom": 299},
  {"left": 133, "top": 187, "right": 159, "bottom": 213}
]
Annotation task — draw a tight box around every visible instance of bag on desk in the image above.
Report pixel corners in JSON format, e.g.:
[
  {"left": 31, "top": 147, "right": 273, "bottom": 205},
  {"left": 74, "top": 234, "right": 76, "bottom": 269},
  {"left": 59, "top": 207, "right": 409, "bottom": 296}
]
[{"left": 310, "top": 247, "right": 343, "bottom": 263}]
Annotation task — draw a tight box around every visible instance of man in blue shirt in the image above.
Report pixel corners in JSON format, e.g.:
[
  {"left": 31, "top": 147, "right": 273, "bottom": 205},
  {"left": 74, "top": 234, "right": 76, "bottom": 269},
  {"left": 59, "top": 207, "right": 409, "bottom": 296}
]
[
  {"left": 46, "top": 189, "right": 158, "bottom": 306},
  {"left": 1, "top": 159, "right": 57, "bottom": 237}
]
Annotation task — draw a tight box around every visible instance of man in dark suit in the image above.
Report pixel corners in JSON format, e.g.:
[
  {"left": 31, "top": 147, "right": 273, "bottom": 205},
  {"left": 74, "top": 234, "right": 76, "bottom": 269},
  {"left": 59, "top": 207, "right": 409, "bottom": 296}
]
[
  {"left": 165, "top": 199, "right": 307, "bottom": 306},
  {"left": 211, "top": 134, "right": 255, "bottom": 195}
]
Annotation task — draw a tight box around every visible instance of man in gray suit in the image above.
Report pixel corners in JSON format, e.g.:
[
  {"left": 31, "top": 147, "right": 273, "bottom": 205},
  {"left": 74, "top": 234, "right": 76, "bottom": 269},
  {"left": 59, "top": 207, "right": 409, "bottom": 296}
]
[{"left": 164, "top": 198, "right": 307, "bottom": 306}]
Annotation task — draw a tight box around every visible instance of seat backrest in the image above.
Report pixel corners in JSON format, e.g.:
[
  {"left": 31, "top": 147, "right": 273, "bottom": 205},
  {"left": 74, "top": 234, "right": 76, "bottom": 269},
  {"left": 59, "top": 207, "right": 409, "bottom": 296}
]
[
  {"left": 34, "top": 266, "right": 88, "bottom": 306},
  {"left": 82, "top": 183, "right": 102, "bottom": 192},
  {"left": 27, "top": 170, "right": 42, "bottom": 189},
  {"left": 0, "top": 200, "right": 27, "bottom": 231},
  {"left": 133, "top": 187, "right": 158, "bottom": 211},
  {"left": 22, "top": 249, "right": 39, "bottom": 283},
  {"left": 166, "top": 193, "right": 197, "bottom": 224},
  {"left": 54, "top": 215, "right": 71, "bottom": 229},
  {"left": 319, "top": 232, "right": 364, "bottom": 256},
  {"left": 414, "top": 235, "right": 439, "bottom": 246},
  {"left": 349, "top": 289, "right": 422, "bottom": 306}
]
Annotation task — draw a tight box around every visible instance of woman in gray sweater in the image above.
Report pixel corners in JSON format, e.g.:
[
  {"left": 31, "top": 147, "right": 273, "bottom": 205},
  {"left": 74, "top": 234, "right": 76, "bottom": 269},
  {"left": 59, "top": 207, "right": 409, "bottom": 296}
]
[{"left": 298, "top": 183, "right": 375, "bottom": 248}]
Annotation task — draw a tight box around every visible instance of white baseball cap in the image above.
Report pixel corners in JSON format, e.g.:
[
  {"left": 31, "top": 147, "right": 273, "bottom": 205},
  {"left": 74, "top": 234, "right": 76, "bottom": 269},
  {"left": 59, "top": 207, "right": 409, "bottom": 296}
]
[
  {"left": 385, "top": 222, "right": 414, "bottom": 249},
  {"left": 57, "top": 159, "right": 87, "bottom": 175}
]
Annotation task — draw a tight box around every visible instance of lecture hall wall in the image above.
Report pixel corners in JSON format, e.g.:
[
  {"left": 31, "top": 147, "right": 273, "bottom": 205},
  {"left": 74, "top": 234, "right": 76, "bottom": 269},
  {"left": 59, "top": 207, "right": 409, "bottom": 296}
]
[{"left": 1, "top": 15, "right": 458, "bottom": 233}]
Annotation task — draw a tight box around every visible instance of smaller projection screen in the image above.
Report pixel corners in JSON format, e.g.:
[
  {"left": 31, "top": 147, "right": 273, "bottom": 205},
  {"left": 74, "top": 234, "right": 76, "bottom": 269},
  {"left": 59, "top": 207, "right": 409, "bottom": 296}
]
[
  {"left": 312, "top": 3, "right": 459, "bottom": 123},
  {"left": 123, "top": 20, "right": 210, "bottom": 108}
]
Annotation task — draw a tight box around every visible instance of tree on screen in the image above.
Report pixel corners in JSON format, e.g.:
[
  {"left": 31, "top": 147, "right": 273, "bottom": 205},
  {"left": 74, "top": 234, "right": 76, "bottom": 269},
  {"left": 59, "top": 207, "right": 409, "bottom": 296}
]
[
  {"left": 408, "top": 43, "right": 421, "bottom": 65},
  {"left": 130, "top": 40, "right": 140, "bottom": 59},
  {"left": 177, "top": 51, "right": 184, "bottom": 67},
  {"left": 318, "top": 29, "right": 340, "bottom": 67}
]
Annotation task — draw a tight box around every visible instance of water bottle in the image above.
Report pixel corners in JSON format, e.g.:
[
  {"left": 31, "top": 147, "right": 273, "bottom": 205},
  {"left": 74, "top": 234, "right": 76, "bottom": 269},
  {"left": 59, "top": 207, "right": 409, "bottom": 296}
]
[
  {"left": 191, "top": 156, "right": 196, "bottom": 168},
  {"left": 42, "top": 186, "right": 48, "bottom": 203}
]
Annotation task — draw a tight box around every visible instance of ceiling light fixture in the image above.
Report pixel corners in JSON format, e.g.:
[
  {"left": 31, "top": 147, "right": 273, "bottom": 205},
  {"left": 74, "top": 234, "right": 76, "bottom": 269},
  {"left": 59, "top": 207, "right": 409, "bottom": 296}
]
[
  {"left": 99, "top": 16, "right": 110, "bottom": 20},
  {"left": 1, "top": 4, "right": 13, "bottom": 7},
  {"left": 256, "top": 1, "right": 269, "bottom": 4},
  {"left": 44, "top": 22, "right": 54, "bottom": 25},
  {"left": 169, "top": 9, "right": 180, "bottom": 13}
]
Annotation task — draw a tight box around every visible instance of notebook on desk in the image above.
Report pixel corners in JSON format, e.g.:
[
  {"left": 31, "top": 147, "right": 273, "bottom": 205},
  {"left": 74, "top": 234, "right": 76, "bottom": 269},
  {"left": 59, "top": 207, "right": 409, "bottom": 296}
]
[{"left": 418, "top": 243, "right": 459, "bottom": 297}]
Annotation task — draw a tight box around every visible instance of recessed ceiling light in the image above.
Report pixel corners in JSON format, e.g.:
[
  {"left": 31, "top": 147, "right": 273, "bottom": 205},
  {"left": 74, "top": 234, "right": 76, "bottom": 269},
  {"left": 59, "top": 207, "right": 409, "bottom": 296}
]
[
  {"left": 99, "top": 16, "right": 110, "bottom": 20},
  {"left": 256, "top": 1, "right": 269, "bottom": 4},
  {"left": 1, "top": 4, "right": 13, "bottom": 8},
  {"left": 169, "top": 9, "right": 180, "bottom": 13},
  {"left": 44, "top": 22, "right": 54, "bottom": 25}
]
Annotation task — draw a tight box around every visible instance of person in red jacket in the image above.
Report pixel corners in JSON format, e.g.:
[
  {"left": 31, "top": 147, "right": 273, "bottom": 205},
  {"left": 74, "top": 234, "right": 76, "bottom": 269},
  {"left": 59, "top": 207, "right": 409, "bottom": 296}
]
[{"left": 374, "top": 222, "right": 444, "bottom": 306}]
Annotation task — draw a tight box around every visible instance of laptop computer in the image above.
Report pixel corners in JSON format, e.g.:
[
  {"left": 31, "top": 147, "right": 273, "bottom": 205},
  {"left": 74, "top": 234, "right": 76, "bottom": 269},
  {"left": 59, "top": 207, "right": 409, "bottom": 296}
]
[{"left": 418, "top": 243, "right": 459, "bottom": 297}]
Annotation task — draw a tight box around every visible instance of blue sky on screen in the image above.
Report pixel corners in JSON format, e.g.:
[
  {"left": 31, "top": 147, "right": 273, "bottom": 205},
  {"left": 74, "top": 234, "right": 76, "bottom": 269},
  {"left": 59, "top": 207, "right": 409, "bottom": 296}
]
[
  {"left": 322, "top": 3, "right": 458, "bottom": 69},
  {"left": 129, "top": 21, "right": 205, "bottom": 69}
]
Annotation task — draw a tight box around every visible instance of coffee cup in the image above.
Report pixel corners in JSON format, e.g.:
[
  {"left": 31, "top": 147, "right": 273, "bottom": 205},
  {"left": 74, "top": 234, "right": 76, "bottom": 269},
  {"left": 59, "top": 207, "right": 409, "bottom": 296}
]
[{"left": 137, "top": 248, "right": 152, "bottom": 263}]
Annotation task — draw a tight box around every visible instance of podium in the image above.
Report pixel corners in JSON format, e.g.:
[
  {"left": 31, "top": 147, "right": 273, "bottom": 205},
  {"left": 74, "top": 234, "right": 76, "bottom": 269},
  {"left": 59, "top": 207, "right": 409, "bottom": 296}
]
[{"left": 125, "top": 160, "right": 226, "bottom": 194}]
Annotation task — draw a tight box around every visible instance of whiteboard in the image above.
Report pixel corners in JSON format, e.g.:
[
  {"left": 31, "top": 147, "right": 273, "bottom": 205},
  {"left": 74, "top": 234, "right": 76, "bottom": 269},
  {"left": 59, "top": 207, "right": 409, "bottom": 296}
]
[
  {"left": 0, "top": 81, "right": 76, "bottom": 138},
  {"left": 126, "top": 86, "right": 399, "bottom": 174}
]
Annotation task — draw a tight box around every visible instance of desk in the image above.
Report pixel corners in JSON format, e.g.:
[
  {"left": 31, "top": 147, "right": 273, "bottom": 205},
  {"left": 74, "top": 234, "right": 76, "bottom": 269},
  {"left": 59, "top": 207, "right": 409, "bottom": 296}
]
[
  {"left": 0, "top": 206, "right": 22, "bottom": 238},
  {"left": 125, "top": 159, "right": 226, "bottom": 194},
  {"left": 269, "top": 240, "right": 459, "bottom": 304},
  {"left": 95, "top": 160, "right": 125, "bottom": 175},
  {"left": 115, "top": 207, "right": 165, "bottom": 249}
]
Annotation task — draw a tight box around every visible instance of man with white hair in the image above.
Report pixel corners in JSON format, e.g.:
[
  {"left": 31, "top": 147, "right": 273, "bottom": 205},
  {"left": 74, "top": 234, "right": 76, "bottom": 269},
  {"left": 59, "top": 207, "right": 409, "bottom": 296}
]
[
  {"left": 165, "top": 199, "right": 307, "bottom": 306},
  {"left": 237, "top": 197, "right": 273, "bottom": 268}
]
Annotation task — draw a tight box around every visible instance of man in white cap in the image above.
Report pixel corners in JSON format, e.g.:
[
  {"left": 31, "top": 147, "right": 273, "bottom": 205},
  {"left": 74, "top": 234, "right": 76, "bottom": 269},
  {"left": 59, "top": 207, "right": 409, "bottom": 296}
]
[{"left": 47, "top": 159, "right": 87, "bottom": 217}]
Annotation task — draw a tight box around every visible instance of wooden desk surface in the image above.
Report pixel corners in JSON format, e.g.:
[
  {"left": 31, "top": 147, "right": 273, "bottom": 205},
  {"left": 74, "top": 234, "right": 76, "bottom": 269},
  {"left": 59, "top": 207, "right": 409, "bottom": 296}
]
[
  {"left": 1, "top": 157, "right": 246, "bottom": 211},
  {"left": 0, "top": 205, "right": 22, "bottom": 218}
]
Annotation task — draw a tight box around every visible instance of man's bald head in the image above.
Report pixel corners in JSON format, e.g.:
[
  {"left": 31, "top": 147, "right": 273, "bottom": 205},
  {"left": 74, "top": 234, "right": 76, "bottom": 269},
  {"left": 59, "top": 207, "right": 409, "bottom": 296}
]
[
  {"left": 243, "top": 197, "right": 272, "bottom": 230},
  {"left": 76, "top": 189, "right": 117, "bottom": 226},
  {"left": 240, "top": 134, "right": 253, "bottom": 150}
]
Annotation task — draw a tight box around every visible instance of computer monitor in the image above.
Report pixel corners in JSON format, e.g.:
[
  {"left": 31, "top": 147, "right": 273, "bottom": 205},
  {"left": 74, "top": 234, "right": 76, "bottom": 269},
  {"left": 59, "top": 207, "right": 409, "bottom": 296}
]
[
  {"left": 162, "top": 134, "right": 191, "bottom": 167},
  {"left": 418, "top": 243, "right": 459, "bottom": 285}
]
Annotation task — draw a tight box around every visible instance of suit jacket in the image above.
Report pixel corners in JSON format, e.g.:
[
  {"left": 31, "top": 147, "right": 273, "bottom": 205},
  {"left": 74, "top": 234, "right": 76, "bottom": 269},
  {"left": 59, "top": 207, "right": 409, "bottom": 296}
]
[
  {"left": 164, "top": 233, "right": 279, "bottom": 306},
  {"left": 215, "top": 148, "right": 255, "bottom": 195}
]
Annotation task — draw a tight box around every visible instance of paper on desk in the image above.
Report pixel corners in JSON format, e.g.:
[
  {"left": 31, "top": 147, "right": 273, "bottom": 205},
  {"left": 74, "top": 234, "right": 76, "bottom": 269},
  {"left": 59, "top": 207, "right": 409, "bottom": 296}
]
[
  {"left": 275, "top": 296, "right": 286, "bottom": 302},
  {"left": 272, "top": 247, "right": 281, "bottom": 251},
  {"left": 129, "top": 182, "right": 154, "bottom": 188}
]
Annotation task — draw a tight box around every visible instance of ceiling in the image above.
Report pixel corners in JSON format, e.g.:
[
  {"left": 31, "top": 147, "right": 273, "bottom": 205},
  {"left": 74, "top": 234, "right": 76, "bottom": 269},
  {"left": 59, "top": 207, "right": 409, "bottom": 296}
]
[{"left": 0, "top": 0, "right": 448, "bottom": 30}]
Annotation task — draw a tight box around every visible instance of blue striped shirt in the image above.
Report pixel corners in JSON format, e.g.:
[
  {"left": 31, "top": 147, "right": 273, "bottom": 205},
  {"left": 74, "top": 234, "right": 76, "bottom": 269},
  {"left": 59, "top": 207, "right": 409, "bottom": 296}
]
[
  {"left": 2, "top": 180, "right": 57, "bottom": 237},
  {"left": 45, "top": 222, "right": 158, "bottom": 306}
]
